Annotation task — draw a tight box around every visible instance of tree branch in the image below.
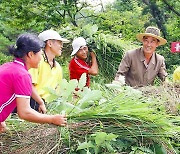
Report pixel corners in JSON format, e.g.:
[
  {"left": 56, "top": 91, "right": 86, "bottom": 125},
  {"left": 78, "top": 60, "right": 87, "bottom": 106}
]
[{"left": 162, "top": 0, "right": 180, "bottom": 16}]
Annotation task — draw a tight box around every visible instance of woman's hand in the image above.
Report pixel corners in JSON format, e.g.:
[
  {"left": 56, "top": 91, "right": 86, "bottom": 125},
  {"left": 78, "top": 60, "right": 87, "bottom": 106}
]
[
  {"left": 38, "top": 101, "right": 47, "bottom": 114},
  {"left": 16, "top": 97, "right": 67, "bottom": 126},
  {"left": 0, "top": 122, "right": 7, "bottom": 133},
  {"left": 51, "top": 115, "right": 67, "bottom": 126}
]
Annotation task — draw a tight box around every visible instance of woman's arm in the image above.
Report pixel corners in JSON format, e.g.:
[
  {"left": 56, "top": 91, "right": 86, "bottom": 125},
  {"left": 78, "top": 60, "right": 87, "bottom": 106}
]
[
  {"left": 16, "top": 97, "right": 67, "bottom": 126},
  {"left": 31, "top": 85, "right": 46, "bottom": 113}
]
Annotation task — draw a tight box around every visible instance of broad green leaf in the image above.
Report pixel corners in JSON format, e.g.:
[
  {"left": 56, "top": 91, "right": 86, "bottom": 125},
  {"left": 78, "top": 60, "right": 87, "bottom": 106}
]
[
  {"left": 55, "top": 102, "right": 82, "bottom": 115},
  {"left": 69, "top": 79, "right": 78, "bottom": 91},
  {"left": 43, "top": 87, "right": 58, "bottom": 102},
  {"left": 45, "top": 94, "right": 58, "bottom": 103},
  {"left": 79, "top": 100, "right": 94, "bottom": 109},
  {"left": 59, "top": 79, "right": 69, "bottom": 92},
  {"left": 77, "top": 87, "right": 91, "bottom": 98},
  {"left": 77, "top": 90, "right": 102, "bottom": 108},
  {"left": 94, "top": 132, "right": 107, "bottom": 146},
  {"left": 78, "top": 73, "right": 87, "bottom": 89},
  {"left": 61, "top": 79, "right": 78, "bottom": 99},
  {"left": 77, "top": 141, "right": 94, "bottom": 150},
  {"left": 43, "top": 87, "right": 57, "bottom": 95},
  {"left": 106, "top": 133, "right": 118, "bottom": 141},
  {"left": 154, "top": 144, "right": 167, "bottom": 154}
]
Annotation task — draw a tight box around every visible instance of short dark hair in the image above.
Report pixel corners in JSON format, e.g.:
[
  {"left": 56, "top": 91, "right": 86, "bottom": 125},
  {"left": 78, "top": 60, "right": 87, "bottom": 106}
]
[
  {"left": 143, "top": 36, "right": 160, "bottom": 43},
  {"left": 9, "top": 33, "right": 44, "bottom": 58}
]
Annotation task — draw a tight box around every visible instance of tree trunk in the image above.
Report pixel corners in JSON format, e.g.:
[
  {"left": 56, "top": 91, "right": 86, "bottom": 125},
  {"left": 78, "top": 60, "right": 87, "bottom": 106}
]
[
  {"left": 142, "top": 0, "right": 167, "bottom": 39},
  {"left": 162, "top": 0, "right": 180, "bottom": 16}
]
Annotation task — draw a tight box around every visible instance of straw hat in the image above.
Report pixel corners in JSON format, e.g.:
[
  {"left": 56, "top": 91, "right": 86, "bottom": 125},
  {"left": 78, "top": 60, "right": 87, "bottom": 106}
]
[{"left": 136, "top": 26, "right": 167, "bottom": 46}]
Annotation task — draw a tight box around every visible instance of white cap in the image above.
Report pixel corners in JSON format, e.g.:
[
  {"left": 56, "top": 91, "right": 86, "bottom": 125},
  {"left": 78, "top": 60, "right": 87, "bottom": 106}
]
[
  {"left": 38, "top": 29, "right": 70, "bottom": 43},
  {"left": 71, "top": 37, "right": 86, "bottom": 56}
]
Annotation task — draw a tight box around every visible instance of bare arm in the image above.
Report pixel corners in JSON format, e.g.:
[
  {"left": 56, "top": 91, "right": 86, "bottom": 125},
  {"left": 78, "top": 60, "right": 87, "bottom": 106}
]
[
  {"left": 88, "top": 52, "right": 98, "bottom": 75},
  {"left": 16, "top": 97, "right": 67, "bottom": 126},
  {"left": 31, "top": 85, "right": 46, "bottom": 113}
]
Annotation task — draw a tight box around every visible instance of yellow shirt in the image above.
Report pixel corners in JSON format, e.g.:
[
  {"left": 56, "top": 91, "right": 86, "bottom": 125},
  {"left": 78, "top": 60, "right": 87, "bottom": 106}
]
[
  {"left": 29, "top": 56, "right": 63, "bottom": 101},
  {"left": 173, "top": 66, "right": 180, "bottom": 83}
]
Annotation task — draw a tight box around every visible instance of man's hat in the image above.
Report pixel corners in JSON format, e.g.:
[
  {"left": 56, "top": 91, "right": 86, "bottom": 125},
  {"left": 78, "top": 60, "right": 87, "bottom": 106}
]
[
  {"left": 38, "top": 29, "right": 70, "bottom": 43},
  {"left": 136, "top": 26, "right": 167, "bottom": 46},
  {"left": 71, "top": 37, "right": 87, "bottom": 56}
]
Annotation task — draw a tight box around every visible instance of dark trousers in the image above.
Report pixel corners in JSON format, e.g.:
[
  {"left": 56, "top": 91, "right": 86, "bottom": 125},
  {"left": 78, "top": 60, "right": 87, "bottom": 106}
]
[{"left": 12, "top": 98, "right": 39, "bottom": 113}]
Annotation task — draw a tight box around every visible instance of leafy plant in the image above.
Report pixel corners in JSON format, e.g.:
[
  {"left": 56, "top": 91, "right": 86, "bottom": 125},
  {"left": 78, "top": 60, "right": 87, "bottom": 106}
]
[
  {"left": 0, "top": 52, "right": 13, "bottom": 65},
  {"left": 77, "top": 132, "right": 118, "bottom": 154},
  {"left": 67, "top": 82, "right": 179, "bottom": 153},
  {"left": 45, "top": 73, "right": 103, "bottom": 116}
]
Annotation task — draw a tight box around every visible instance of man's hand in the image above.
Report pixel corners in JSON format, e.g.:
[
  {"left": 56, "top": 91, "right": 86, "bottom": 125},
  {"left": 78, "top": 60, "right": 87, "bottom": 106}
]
[
  {"left": 90, "top": 51, "right": 96, "bottom": 58},
  {"left": 88, "top": 46, "right": 93, "bottom": 52}
]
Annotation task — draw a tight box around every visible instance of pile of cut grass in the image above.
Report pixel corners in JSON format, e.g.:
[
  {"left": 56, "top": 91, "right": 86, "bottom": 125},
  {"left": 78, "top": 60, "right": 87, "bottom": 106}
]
[{"left": 0, "top": 85, "right": 179, "bottom": 153}]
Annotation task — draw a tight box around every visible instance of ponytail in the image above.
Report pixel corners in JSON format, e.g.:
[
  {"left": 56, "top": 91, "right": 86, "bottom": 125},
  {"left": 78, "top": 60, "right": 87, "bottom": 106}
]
[{"left": 8, "top": 33, "right": 44, "bottom": 58}]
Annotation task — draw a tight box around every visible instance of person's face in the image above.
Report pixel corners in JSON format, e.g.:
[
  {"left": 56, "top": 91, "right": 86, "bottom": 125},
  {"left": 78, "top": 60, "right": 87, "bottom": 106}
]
[
  {"left": 50, "top": 40, "right": 63, "bottom": 56},
  {"left": 76, "top": 46, "right": 88, "bottom": 60},
  {"left": 31, "top": 49, "right": 43, "bottom": 68},
  {"left": 142, "top": 36, "right": 159, "bottom": 55}
]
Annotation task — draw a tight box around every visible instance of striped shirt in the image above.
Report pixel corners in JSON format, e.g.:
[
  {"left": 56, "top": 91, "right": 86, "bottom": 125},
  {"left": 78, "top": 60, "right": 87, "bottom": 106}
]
[{"left": 0, "top": 58, "right": 32, "bottom": 122}]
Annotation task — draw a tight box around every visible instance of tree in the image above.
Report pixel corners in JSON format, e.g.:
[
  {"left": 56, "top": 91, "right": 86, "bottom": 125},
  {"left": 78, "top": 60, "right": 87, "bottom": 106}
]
[
  {"left": 141, "top": 0, "right": 167, "bottom": 38},
  {"left": 0, "top": 0, "right": 91, "bottom": 51},
  {"left": 162, "top": 0, "right": 180, "bottom": 16}
]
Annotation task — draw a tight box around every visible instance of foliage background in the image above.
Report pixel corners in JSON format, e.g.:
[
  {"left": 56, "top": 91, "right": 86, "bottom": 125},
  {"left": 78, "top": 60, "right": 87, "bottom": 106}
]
[
  {"left": 0, "top": 0, "right": 179, "bottom": 153},
  {"left": 0, "top": 0, "right": 179, "bottom": 81}
]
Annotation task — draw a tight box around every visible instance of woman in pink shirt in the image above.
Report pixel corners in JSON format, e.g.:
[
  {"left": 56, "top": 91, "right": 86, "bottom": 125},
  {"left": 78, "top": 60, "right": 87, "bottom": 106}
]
[{"left": 0, "top": 33, "right": 67, "bottom": 133}]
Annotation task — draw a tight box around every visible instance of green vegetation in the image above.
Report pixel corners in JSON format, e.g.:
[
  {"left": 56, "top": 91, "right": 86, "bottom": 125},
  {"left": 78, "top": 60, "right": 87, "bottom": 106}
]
[
  {"left": 0, "top": 75, "right": 179, "bottom": 153},
  {"left": 0, "top": 52, "right": 12, "bottom": 65},
  {"left": 0, "top": 0, "right": 179, "bottom": 76}
]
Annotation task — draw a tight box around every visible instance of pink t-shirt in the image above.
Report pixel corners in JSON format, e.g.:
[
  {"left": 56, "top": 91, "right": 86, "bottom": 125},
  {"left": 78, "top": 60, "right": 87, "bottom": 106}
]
[{"left": 0, "top": 58, "right": 32, "bottom": 122}]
